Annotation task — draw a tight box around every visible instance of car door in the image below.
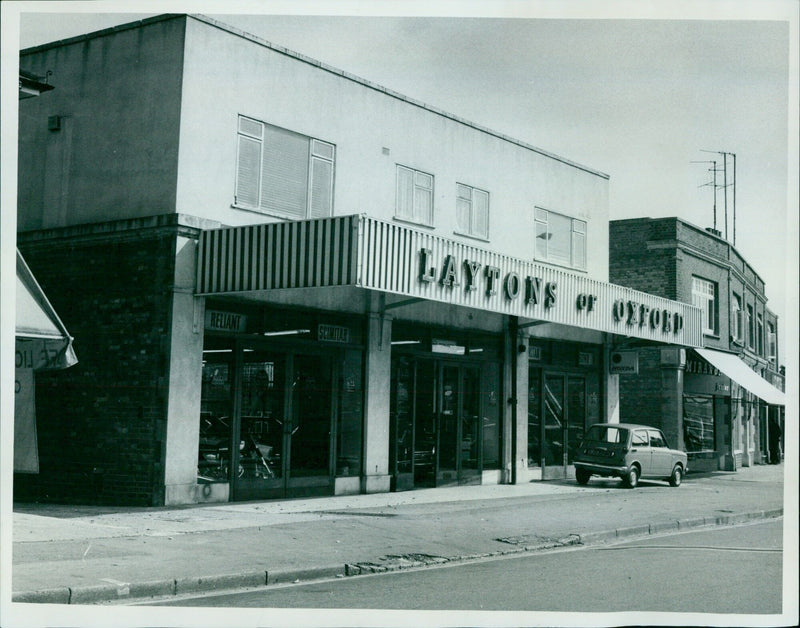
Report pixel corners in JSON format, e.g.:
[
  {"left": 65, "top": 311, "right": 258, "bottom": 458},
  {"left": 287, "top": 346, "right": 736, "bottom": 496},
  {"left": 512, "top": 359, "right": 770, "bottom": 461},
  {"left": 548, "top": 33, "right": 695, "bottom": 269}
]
[
  {"left": 648, "top": 429, "right": 672, "bottom": 476},
  {"left": 631, "top": 429, "right": 652, "bottom": 476}
]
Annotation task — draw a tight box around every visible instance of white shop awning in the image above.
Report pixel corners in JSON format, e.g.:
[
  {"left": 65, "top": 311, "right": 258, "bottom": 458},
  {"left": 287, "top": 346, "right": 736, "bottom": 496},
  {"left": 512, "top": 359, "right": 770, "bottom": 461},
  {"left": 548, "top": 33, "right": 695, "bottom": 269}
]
[
  {"left": 16, "top": 249, "right": 77, "bottom": 370},
  {"left": 694, "top": 348, "right": 784, "bottom": 406}
]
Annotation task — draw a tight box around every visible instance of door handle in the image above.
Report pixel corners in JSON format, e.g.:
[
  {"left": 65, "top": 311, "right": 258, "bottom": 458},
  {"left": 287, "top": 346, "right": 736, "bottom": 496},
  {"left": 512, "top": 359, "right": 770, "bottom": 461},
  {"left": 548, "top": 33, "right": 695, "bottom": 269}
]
[{"left": 631, "top": 448, "right": 638, "bottom": 452}]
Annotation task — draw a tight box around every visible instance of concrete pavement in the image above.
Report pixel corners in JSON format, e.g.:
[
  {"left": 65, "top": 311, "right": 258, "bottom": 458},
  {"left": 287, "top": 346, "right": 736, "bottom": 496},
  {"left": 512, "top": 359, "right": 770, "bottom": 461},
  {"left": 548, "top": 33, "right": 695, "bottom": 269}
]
[{"left": 11, "top": 464, "right": 785, "bottom": 605}]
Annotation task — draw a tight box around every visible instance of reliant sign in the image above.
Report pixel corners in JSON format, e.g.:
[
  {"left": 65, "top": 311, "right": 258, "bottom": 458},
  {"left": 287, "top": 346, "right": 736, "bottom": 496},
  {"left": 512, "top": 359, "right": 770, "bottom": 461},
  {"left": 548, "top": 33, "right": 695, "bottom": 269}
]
[{"left": 205, "top": 310, "right": 247, "bottom": 333}]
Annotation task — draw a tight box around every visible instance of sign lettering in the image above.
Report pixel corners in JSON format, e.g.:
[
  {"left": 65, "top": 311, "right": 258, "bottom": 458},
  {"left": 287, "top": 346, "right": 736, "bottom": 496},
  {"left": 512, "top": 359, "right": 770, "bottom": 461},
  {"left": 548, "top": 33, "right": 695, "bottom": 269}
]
[
  {"left": 415, "top": 249, "right": 684, "bottom": 337},
  {"left": 318, "top": 324, "right": 351, "bottom": 344},
  {"left": 463, "top": 260, "right": 482, "bottom": 292},
  {"left": 204, "top": 310, "right": 247, "bottom": 333}
]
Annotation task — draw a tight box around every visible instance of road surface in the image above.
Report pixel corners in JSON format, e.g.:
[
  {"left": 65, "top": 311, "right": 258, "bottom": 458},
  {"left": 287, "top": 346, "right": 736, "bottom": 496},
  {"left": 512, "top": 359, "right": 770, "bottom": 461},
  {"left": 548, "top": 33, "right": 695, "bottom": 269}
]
[{"left": 150, "top": 518, "right": 783, "bottom": 614}]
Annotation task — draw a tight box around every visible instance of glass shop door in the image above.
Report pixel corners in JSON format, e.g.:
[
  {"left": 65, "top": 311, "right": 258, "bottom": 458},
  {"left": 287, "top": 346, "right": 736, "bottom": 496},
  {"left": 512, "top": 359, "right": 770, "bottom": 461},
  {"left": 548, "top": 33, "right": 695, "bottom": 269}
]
[
  {"left": 390, "top": 359, "right": 483, "bottom": 489},
  {"left": 233, "top": 348, "right": 334, "bottom": 501},
  {"left": 540, "top": 373, "right": 586, "bottom": 480}
]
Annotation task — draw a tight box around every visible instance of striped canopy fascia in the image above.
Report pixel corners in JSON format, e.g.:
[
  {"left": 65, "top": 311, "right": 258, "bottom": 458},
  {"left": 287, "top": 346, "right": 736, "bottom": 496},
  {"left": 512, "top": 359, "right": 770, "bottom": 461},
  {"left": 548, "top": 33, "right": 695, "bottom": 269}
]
[{"left": 196, "top": 214, "right": 703, "bottom": 348}]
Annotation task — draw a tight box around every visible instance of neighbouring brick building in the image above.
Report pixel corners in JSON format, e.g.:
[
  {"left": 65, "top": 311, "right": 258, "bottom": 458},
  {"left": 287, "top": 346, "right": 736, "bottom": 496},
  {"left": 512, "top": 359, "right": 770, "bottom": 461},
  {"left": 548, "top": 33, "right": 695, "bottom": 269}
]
[
  {"left": 15, "top": 14, "right": 704, "bottom": 507},
  {"left": 610, "top": 217, "right": 785, "bottom": 472}
]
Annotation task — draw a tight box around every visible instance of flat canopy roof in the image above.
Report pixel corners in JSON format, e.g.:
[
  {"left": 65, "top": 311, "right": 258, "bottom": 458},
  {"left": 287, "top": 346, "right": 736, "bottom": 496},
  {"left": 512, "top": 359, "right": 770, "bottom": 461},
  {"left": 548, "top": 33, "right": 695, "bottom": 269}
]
[{"left": 197, "top": 215, "right": 703, "bottom": 348}]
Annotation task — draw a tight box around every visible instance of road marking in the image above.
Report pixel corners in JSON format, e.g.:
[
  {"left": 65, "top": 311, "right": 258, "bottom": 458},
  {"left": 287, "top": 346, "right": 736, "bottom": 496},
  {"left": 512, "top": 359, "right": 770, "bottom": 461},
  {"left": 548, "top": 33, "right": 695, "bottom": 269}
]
[{"left": 598, "top": 545, "right": 782, "bottom": 553}]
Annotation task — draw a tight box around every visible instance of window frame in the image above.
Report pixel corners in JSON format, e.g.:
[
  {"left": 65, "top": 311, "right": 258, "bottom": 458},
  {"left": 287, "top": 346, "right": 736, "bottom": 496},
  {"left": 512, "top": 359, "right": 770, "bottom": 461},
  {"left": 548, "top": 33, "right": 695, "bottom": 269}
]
[
  {"left": 746, "top": 304, "right": 755, "bottom": 349},
  {"left": 533, "top": 207, "right": 587, "bottom": 271},
  {"left": 691, "top": 276, "right": 717, "bottom": 336},
  {"left": 455, "top": 183, "right": 490, "bottom": 240},
  {"left": 395, "top": 165, "right": 434, "bottom": 227},
  {"left": 731, "top": 292, "right": 743, "bottom": 342},
  {"left": 233, "top": 115, "right": 336, "bottom": 220},
  {"left": 767, "top": 322, "right": 777, "bottom": 362},
  {"left": 756, "top": 312, "right": 764, "bottom": 356}
]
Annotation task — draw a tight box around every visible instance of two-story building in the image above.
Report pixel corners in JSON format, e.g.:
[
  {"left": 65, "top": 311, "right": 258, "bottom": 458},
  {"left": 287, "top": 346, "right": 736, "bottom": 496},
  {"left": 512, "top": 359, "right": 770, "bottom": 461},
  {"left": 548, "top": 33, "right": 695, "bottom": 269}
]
[
  {"left": 610, "top": 218, "right": 785, "bottom": 473},
  {"left": 16, "top": 14, "right": 701, "bottom": 506}
]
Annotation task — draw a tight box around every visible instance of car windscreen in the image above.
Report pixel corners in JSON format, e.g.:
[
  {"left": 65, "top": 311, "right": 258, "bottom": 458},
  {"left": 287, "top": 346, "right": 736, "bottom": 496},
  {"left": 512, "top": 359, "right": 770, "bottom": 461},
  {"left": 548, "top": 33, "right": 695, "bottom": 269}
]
[{"left": 584, "top": 425, "right": 628, "bottom": 444}]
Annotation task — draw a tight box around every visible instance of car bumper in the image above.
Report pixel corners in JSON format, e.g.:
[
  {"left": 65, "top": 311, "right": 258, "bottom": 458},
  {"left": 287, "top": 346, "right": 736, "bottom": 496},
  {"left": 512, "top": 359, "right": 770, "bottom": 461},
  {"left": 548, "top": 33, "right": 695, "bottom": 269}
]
[{"left": 574, "top": 461, "right": 628, "bottom": 477}]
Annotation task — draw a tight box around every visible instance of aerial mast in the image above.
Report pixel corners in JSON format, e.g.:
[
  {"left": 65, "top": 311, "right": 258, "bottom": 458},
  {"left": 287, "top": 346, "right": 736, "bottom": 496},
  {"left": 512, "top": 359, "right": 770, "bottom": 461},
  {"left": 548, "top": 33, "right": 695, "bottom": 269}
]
[
  {"left": 699, "top": 150, "right": 736, "bottom": 242},
  {"left": 691, "top": 158, "right": 720, "bottom": 231}
]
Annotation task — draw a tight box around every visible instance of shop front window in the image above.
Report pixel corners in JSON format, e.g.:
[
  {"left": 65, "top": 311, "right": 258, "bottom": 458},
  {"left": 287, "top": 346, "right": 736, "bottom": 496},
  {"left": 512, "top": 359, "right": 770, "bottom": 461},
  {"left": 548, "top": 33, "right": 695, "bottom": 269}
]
[
  {"left": 337, "top": 350, "right": 363, "bottom": 476},
  {"left": 528, "top": 372, "right": 542, "bottom": 467},
  {"left": 240, "top": 357, "right": 285, "bottom": 482},
  {"left": 481, "top": 361, "right": 501, "bottom": 469},
  {"left": 198, "top": 355, "right": 233, "bottom": 483},
  {"left": 683, "top": 394, "right": 715, "bottom": 453}
]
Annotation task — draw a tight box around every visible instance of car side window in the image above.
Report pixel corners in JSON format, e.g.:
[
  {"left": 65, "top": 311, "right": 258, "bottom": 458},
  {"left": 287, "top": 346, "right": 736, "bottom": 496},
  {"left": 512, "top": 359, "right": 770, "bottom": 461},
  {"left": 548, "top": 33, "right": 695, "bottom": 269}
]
[
  {"left": 632, "top": 430, "right": 648, "bottom": 446},
  {"left": 648, "top": 430, "right": 666, "bottom": 448}
]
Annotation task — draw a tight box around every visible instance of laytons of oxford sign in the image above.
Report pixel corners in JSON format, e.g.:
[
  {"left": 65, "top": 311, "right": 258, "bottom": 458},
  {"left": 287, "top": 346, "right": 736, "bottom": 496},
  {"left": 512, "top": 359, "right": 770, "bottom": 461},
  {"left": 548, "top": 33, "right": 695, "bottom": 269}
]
[
  {"left": 418, "top": 247, "right": 686, "bottom": 336},
  {"left": 196, "top": 215, "right": 702, "bottom": 347}
]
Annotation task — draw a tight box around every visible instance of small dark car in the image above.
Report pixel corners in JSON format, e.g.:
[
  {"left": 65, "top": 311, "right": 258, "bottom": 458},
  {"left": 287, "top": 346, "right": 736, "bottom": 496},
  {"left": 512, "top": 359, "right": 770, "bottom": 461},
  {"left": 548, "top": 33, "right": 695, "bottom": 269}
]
[{"left": 573, "top": 423, "right": 688, "bottom": 488}]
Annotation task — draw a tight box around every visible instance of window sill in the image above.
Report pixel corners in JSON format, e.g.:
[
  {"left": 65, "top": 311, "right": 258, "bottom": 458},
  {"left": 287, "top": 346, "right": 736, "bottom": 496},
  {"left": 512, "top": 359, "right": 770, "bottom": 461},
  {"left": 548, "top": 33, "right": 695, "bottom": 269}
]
[
  {"left": 703, "top": 332, "right": 721, "bottom": 340},
  {"left": 392, "top": 216, "right": 435, "bottom": 230},
  {"left": 532, "top": 258, "right": 588, "bottom": 274},
  {"left": 231, "top": 203, "right": 310, "bottom": 221},
  {"left": 453, "top": 230, "right": 490, "bottom": 243}
]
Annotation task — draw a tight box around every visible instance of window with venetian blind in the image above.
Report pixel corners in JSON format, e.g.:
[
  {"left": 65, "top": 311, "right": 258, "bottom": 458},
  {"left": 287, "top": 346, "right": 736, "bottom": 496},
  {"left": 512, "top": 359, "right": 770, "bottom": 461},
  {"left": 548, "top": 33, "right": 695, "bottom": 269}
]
[
  {"left": 235, "top": 115, "right": 335, "bottom": 219},
  {"left": 395, "top": 165, "right": 434, "bottom": 226},
  {"left": 456, "top": 183, "right": 489, "bottom": 240},
  {"left": 533, "top": 208, "right": 587, "bottom": 270}
]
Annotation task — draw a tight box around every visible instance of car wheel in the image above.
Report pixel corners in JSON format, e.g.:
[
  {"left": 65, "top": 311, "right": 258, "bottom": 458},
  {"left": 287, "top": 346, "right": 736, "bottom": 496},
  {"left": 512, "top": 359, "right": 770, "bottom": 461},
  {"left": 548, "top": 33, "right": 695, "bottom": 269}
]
[
  {"left": 576, "top": 468, "right": 591, "bottom": 485},
  {"left": 669, "top": 465, "right": 683, "bottom": 487},
  {"left": 623, "top": 465, "right": 639, "bottom": 489}
]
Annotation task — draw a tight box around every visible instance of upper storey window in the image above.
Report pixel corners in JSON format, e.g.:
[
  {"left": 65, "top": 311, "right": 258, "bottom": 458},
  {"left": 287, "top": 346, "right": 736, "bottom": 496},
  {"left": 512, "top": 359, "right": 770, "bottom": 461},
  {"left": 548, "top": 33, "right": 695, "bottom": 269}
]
[
  {"left": 235, "top": 116, "right": 335, "bottom": 219},
  {"left": 692, "top": 276, "right": 717, "bottom": 335},
  {"left": 456, "top": 183, "right": 489, "bottom": 240},
  {"left": 731, "top": 292, "right": 743, "bottom": 342},
  {"left": 396, "top": 165, "right": 434, "bottom": 226},
  {"left": 757, "top": 313, "right": 764, "bottom": 356},
  {"left": 767, "top": 322, "right": 777, "bottom": 363},
  {"left": 534, "top": 208, "right": 586, "bottom": 270}
]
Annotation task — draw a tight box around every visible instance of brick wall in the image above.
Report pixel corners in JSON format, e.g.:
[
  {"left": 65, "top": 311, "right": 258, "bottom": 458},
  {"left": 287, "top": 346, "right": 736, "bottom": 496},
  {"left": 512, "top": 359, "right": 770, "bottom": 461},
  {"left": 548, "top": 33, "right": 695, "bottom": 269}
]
[
  {"left": 15, "top": 225, "right": 179, "bottom": 506},
  {"left": 617, "top": 347, "right": 663, "bottom": 429},
  {"left": 609, "top": 218, "right": 679, "bottom": 299}
]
